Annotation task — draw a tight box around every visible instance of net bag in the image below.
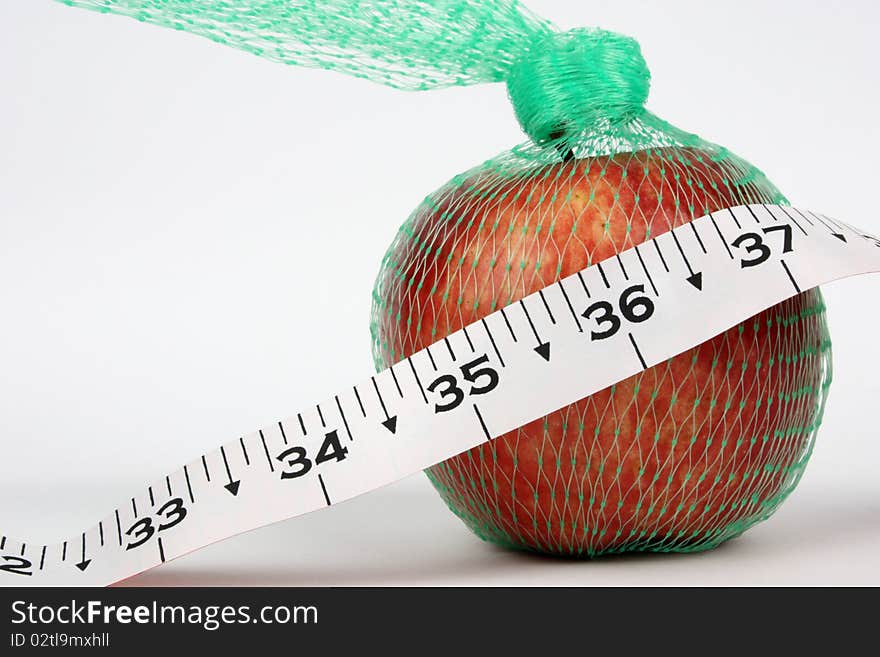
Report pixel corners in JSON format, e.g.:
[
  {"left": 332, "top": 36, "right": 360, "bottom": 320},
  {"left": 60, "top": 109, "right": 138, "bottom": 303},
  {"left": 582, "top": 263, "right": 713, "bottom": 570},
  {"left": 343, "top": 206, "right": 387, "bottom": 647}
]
[{"left": 58, "top": 0, "right": 832, "bottom": 557}]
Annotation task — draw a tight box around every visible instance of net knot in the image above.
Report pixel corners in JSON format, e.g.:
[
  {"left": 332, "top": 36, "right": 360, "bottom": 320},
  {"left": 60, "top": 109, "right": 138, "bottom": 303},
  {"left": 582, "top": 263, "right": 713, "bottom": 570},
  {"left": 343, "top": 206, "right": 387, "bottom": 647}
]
[{"left": 506, "top": 28, "right": 651, "bottom": 145}]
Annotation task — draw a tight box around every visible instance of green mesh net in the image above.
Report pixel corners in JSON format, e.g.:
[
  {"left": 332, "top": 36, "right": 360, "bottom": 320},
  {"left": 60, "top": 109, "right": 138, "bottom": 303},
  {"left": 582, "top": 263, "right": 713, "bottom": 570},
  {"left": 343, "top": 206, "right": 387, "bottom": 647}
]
[{"left": 58, "top": 0, "right": 832, "bottom": 557}]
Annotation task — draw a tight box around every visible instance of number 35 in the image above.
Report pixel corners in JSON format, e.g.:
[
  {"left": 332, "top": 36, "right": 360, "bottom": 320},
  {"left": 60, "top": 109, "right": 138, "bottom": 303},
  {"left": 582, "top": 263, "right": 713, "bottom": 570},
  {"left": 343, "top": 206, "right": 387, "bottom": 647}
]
[{"left": 426, "top": 354, "right": 499, "bottom": 413}]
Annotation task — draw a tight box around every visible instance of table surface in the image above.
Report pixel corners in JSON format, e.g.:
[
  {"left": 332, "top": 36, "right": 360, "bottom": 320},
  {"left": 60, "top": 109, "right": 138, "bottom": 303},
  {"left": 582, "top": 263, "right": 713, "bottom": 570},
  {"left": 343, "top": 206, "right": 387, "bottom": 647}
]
[{"left": 3, "top": 470, "right": 877, "bottom": 587}]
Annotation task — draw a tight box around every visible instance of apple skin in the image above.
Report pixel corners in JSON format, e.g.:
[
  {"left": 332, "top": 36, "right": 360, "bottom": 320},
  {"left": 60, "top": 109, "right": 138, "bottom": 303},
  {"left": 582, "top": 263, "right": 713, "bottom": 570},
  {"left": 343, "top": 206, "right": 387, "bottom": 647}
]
[{"left": 371, "top": 147, "right": 831, "bottom": 556}]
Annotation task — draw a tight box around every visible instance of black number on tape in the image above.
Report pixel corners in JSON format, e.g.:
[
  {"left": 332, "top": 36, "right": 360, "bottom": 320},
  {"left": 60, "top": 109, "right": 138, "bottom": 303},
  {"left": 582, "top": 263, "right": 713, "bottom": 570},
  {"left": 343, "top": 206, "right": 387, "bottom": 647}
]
[
  {"left": 315, "top": 430, "right": 348, "bottom": 465},
  {"left": 156, "top": 497, "right": 187, "bottom": 532},
  {"left": 583, "top": 284, "right": 655, "bottom": 341},
  {"left": 763, "top": 224, "right": 794, "bottom": 253},
  {"left": 125, "top": 497, "right": 188, "bottom": 551},
  {"left": 732, "top": 225, "right": 794, "bottom": 268},
  {"left": 426, "top": 374, "right": 464, "bottom": 413},
  {"left": 0, "top": 555, "right": 32, "bottom": 576},
  {"left": 278, "top": 445, "right": 312, "bottom": 479},
  {"left": 620, "top": 284, "right": 655, "bottom": 323},
  {"left": 460, "top": 354, "right": 500, "bottom": 395},
  {"left": 427, "top": 354, "right": 500, "bottom": 414},
  {"left": 278, "top": 430, "right": 348, "bottom": 480},
  {"left": 125, "top": 518, "right": 154, "bottom": 551},
  {"left": 583, "top": 300, "right": 619, "bottom": 340}
]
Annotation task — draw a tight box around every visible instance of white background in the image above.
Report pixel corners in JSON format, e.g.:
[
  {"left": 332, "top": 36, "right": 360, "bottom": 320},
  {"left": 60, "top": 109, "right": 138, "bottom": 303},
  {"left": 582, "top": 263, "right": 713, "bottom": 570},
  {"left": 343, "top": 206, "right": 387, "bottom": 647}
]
[{"left": 1, "top": 0, "right": 878, "bottom": 585}]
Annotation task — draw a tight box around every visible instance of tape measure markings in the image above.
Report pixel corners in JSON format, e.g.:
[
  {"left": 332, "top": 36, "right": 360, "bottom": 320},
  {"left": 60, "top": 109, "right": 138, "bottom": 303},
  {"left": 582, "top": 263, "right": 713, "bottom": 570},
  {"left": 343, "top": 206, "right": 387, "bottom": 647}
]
[{"left": 2, "top": 204, "right": 879, "bottom": 585}]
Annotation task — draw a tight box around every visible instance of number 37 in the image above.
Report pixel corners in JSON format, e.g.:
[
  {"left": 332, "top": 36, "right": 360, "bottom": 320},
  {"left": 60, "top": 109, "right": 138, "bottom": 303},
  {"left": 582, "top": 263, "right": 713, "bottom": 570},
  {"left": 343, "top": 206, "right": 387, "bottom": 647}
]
[{"left": 731, "top": 224, "right": 793, "bottom": 268}]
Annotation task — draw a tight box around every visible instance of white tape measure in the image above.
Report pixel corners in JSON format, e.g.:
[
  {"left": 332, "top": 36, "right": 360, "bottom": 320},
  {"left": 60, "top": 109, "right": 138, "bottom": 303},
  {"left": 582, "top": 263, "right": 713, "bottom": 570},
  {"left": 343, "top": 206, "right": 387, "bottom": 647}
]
[{"left": 1, "top": 203, "right": 878, "bottom": 586}]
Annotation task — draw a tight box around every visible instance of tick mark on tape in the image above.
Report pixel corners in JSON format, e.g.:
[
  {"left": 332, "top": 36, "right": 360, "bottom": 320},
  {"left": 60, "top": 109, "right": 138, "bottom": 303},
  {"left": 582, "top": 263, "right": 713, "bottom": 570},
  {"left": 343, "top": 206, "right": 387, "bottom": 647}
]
[
  {"left": 780, "top": 260, "right": 801, "bottom": 293},
  {"left": 239, "top": 437, "right": 250, "bottom": 465},
  {"left": 353, "top": 387, "right": 367, "bottom": 417},
  {"left": 576, "top": 271, "right": 591, "bottom": 297},
  {"left": 481, "top": 318, "right": 505, "bottom": 368},
  {"left": 76, "top": 533, "right": 90, "bottom": 571},
  {"left": 462, "top": 325, "right": 475, "bottom": 351},
  {"left": 633, "top": 245, "right": 659, "bottom": 297},
  {"left": 727, "top": 207, "right": 742, "bottom": 229},
  {"left": 407, "top": 357, "right": 429, "bottom": 404},
  {"left": 596, "top": 262, "right": 610, "bottom": 288},
  {"left": 615, "top": 254, "right": 629, "bottom": 280},
  {"left": 558, "top": 281, "right": 583, "bottom": 332},
  {"left": 628, "top": 333, "right": 647, "bottom": 370},
  {"left": 473, "top": 404, "right": 491, "bottom": 442},
  {"left": 372, "top": 376, "right": 389, "bottom": 418},
  {"left": 825, "top": 215, "right": 861, "bottom": 240},
  {"left": 709, "top": 214, "right": 734, "bottom": 259},
  {"left": 651, "top": 238, "right": 669, "bottom": 272},
  {"left": 372, "top": 378, "right": 398, "bottom": 433},
  {"left": 335, "top": 395, "right": 354, "bottom": 441},
  {"left": 425, "top": 345, "right": 438, "bottom": 371},
  {"left": 499, "top": 308, "right": 517, "bottom": 341},
  {"left": 520, "top": 299, "right": 551, "bottom": 360},
  {"left": 792, "top": 207, "right": 814, "bottom": 226},
  {"left": 538, "top": 289, "right": 556, "bottom": 324},
  {"left": 220, "top": 445, "right": 230, "bottom": 476},
  {"left": 220, "top": 446, "right": 241, "bottom": 496},
  {"left": 184, "top": 466, "right": 194, "bottom": 503},
  {"left": 766, "top": 205, "right": 808, "bottom": 236},
  {"left": 259, "top": 430, "right": 275, "bottom": 472},
  {"left": 671, "top": 229, "right": 699, "bottom": 285},
  {"left": 690, "top": 222, "right": 707, "bottom": 253},
  {"left": 801, "top": 208, "right": 840, "bottom": 238},
  {"left": 389, "top": 365, "right": 404, "bottom": 397},
  {"left": 519, "top": 299, "right": 541, "bottom": 341},
  {"left": 318, "top": 474, "right": 332, "bottom": 506}
]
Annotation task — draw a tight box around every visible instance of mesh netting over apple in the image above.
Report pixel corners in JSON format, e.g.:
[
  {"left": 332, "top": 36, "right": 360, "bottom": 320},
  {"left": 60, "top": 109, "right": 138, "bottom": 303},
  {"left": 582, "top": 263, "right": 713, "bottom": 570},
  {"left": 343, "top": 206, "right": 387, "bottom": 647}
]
[
  {"left": 370, "top": 137, "right": 830, "bottom": 556},
  {"left": 60, "top": 0, "right": 833, "bottom": 557}
]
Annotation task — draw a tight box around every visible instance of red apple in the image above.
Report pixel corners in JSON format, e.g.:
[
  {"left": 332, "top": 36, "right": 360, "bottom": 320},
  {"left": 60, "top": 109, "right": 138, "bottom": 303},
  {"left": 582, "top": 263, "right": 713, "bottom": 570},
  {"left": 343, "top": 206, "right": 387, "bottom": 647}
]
[{"left": 371, "top": 147, "right": 830, "bottom": 556}]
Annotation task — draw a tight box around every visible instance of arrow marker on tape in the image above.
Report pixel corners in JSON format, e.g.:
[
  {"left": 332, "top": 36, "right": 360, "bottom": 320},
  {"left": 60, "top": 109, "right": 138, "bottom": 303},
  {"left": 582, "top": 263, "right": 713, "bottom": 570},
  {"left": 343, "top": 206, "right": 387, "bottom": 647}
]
[
  {"left": 533, "top": 342, "right": 551, "bottom": 361},
  {"left": 76, "top": 533, "right": 91, "bottom": 571},
  {"left": 686, "top": 272, "right": 703, "bottom": 290}
]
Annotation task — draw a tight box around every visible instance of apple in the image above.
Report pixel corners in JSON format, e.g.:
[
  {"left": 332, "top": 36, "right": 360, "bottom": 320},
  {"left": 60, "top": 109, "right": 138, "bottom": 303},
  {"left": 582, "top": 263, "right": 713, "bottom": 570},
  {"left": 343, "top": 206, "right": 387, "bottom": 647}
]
[{"left": 371, "top": 147, "right": 831, "bottom": 556}]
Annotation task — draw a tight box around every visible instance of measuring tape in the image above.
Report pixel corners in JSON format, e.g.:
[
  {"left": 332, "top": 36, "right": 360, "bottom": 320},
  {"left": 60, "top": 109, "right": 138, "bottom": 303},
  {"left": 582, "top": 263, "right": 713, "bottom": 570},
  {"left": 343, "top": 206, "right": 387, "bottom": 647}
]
[{"left": 1, "top": 203, "right": 878, "bottom": 586}]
